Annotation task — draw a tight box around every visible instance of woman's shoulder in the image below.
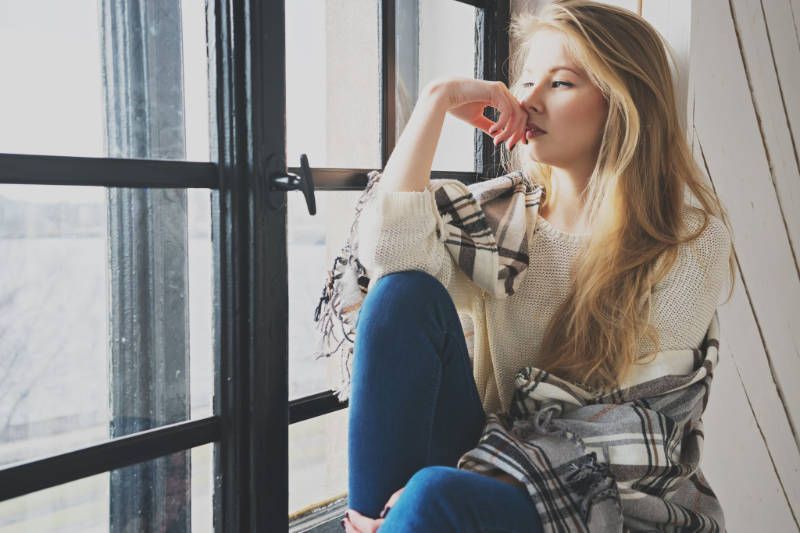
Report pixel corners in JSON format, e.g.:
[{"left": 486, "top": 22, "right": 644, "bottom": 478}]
[
  {"left": 652, "top": 206, "right": 732, "bottom": 294},
  {"left": 679, "top": 205, "right": 732, "bottom": 260}
]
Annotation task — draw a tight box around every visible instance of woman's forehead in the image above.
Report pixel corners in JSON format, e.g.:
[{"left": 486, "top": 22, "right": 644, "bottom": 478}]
[{"left": 523, "top": 32, "right": 583, "bottom": 76}]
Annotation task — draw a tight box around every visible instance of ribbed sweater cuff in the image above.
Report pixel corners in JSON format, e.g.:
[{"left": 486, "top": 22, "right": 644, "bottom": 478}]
[{"left": 374, "top": 189, "right": 435, "bottom": 223}]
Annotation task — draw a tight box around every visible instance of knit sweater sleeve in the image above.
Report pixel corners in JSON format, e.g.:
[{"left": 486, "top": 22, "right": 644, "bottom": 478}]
[
  {"left": 357, "top": 180, "right": 480, "bottom": 310},
  {"left": 644, "top": 208, "right": 733, "bottom": 353}
]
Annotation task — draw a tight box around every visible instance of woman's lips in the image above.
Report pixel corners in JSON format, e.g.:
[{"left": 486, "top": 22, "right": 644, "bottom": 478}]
[{"left": 525, "top": 127, "right": 547, "bottom": 138}]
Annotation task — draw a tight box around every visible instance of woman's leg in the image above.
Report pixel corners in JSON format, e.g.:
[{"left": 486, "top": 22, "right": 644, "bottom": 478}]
[
  {"left": 347, "top": 270, "right": 487, "bottom": 518},
  {"left": 379, "top": 465, "right": 544, "bottom": 533}
]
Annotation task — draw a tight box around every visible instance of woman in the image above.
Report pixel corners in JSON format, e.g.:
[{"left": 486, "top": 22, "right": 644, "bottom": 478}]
[{"left": 343, "top": 1, "right": 735, "bottom": 531}]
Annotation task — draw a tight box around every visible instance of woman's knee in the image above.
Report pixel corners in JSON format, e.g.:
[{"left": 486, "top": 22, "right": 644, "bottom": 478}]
[
  {"left": 403, "top": 466, "right": 464, "bottom": 504},
  {"left": 359, "top": 270, "right": 450, "bottom": 324}
]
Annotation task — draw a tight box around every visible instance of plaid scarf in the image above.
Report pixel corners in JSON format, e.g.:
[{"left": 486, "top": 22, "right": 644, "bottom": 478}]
[
  {"left": 313, "top": 168, "right": 725, "bottom": 530},
  {"left": 312, "top": 168, "right": 544, "bottom": 402},
  {"left": 458, "top": 311, "right": 725, "bottom": 532}
]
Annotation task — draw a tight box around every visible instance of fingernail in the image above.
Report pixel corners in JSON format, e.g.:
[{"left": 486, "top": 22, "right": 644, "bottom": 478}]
[
  {"left": 344, "top": 511, "right": 350, "bottom": 520},
  {"left": 340, "top": 518, "right": 346, "bottom": 530},
  {"left": 384, "top": 506, "right": 392, "bottom": 518}
]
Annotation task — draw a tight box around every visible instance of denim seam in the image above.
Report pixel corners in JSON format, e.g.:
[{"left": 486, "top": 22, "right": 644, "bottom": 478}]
[
  {"left": 442, "top": 329, "right": 483, "bottom": 418},
  {"left": 425, "top": 358, "right": 443, "bottom": 466}
]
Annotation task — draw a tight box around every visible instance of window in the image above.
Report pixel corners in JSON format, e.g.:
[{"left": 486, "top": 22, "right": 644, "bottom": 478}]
[
  {"left": 0, "top": 0, "right": 509, "bottom": 530},
  {"left": 286, "top": 0, "right": 511, "bottom": 524}
]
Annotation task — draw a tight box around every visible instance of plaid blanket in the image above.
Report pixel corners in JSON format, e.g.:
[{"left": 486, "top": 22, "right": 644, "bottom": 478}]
[
  {"left": 312, "top": 168, "right": 543, "bottom": 402},
  {"left": 458, "top": 311, "right": 726, "bottom": 532},
  {"left": 312, "top": 169, "right": 726, "bottom": 531}
]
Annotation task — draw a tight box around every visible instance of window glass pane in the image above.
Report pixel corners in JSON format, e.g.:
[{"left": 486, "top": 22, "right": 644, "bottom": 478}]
[
  {"left": 0, "top": 0, "right": 211, "bottom": 161},
  {"left": 286, "top": 0, "right": 381, "bottom": 172},
  {"left": 0, "top": 443, "right": 213, "bottom": 532},
  {"left": 418, "top": 0, "right": 478, "bottom": 172},
  {"left": 289, "top": 408, "right": 347, "bottom": 516},
  {"left": 288, "top": 190, "right": 362, "bottom": 401},
  {"left": 0, "top": 185, "right": 213, "bottom": 468}
]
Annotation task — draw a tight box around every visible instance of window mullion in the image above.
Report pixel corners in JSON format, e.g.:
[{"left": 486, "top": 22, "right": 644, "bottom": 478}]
[
  {"left": 100, "top": 1, "right": 191, "bottom": 532},
  {"left": 475, "top": 1, "right": 510, "bottom": 180},
  {"left": 0, "top": 153, "right": 218, "bottom": 188},
  {"left": 0, "top": 418, "right": 220, "bottom": 501},
  {"left": 380, "top": 0, "right": 396, "bottom": 167},
  {"left": 393, "top": 0, "right": 420, "bottom": 140}
]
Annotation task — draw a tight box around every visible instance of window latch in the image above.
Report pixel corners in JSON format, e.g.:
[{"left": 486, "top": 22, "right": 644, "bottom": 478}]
[{"left": 268, "top": 153, "right": 317, "bottom": 215}]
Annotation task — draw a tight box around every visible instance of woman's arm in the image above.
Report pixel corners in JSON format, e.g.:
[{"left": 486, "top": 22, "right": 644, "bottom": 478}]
[
  {"left": 378, "top": 82, "right": 450, "bottom": 193},
  {"left": 357, "top": 78, "right": 528, "bottom": 299},
  {"left": 379, "top": 78, "right": 528, "bottom": 193}
]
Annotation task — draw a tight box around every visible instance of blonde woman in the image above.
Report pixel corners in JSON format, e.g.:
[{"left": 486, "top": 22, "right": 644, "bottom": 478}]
[{"left": 343, "top": 1, "right": 735, "bottom": 531}]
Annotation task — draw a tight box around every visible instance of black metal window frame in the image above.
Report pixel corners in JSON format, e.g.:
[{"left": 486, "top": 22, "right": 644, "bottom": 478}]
[{"left": 0, "top": 0, "right": 509, "bottom": 530}]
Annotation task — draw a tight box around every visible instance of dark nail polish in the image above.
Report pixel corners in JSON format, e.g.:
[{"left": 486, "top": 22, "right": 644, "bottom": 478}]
[
  {"left": 344, "top": 511, "right": 349, "bottom": 520},
  {"left": 384, "top": 506, "right": 392, "bottom": 517},
  {"left": 340, "top": 518, "right": 346, "bottom": 530}
]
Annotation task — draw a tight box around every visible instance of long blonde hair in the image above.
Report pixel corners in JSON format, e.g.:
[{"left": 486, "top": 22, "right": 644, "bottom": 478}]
[{"left": 500, "top": 0, "right": 737, "bottom": 392}]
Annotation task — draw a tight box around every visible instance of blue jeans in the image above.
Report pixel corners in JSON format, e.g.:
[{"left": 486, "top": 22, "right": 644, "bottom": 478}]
[{"left": 348, "top": 270, "right": 543, "bottom": 532}]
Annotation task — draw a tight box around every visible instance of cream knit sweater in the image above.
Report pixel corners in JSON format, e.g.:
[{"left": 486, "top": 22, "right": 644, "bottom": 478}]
[{"left": 357, "top": 181, "right": 733, "bottom": 415}]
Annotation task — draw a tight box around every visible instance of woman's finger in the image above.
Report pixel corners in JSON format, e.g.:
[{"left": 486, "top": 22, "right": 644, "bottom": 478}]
[
  {"left": 501, "top": 97, "right": 529, "bottom": 150},
  {"left": 385, "top": 486, "right": 406, "bottom": 508},
  {"left": 379, "top": 485, "right": 406, "bottom": 520},
  {"left": 342, "top": 515, "right": 359, "bottom": 533},
  {"left": 476, "top": 116, "right": 498, "bottom": 136},
  {"left": 497, "top": 91, "right": 526, "bottom": 144},
  {"left": 494, "top": 112, "right": 519, "bottom": 148},
  {"left": 482, "top": 81, "right": 527, "bottom": 148},
  {"left": 491, "top": 114, "right": 511, "bottom": 143},
  {"left": 346, "top": 509, "right": 381, "bottom": 533},
  {"left": 342, "top": 515, "right": 362, "bottom": 533},
  {"left": 489, "top": 83, "right": 514, "bottom": 139},
  {"left": 507, "top": 110, "right": 529, "bottom": 150}
]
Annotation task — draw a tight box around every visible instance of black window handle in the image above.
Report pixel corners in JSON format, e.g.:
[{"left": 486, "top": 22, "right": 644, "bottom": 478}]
[{"left": 268, "top": 153, "right": 317, "bottom": 215}]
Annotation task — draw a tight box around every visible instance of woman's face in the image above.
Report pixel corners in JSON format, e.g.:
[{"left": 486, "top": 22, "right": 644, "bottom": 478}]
[{"left": 517, "top": 29, "right": 608, "bottom": 172}]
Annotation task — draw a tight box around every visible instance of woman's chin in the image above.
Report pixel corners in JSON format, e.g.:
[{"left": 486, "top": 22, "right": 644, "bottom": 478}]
[{"left": 521, "top": 146, "right": 545, "bottom": 163}]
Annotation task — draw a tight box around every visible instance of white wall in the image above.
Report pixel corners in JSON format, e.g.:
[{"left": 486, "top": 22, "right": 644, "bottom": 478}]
[
  {"left": 511, "top": 1, "right": 800, "bottom": 530},
  {"left": 689, "top": 1, "right": 800, "bottom": 530}
]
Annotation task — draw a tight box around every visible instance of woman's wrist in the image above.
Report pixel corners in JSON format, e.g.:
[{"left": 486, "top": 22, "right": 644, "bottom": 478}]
[
  {"left": 379, "top": 82, "right": 450, "bottom": 193},
  {"left": 423, "top": 78, "right": 456, "bottom": 113}
]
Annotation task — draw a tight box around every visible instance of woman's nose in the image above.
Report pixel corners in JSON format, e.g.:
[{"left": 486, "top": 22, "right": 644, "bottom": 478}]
[{"left": 519, "top": 85, "right": 544, "bottom": 113}]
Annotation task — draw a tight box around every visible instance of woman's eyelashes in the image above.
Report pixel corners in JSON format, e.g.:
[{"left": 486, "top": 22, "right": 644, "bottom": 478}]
[{"left": 521, "top": 81, "right": 573, "bottom": 88}]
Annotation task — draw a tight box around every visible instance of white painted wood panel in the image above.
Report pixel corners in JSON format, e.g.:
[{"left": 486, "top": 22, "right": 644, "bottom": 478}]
[
  {"left": 508, "top": 0, "right": 800, "bottom": 529},
  {"left": 668, "top": 0, "right": 800, "bottom": 531},
  {"left": 693, "top": 128, "right": 799, "bottom": 530},
  {"left": 683, "top": 0, "right": 800, "bottom": 529},
  {"left": 729, "top": 0, "right": 800, "bottom": 279},
  {"left": 691, "top": 0, "right": 800, "bottom": 448}
]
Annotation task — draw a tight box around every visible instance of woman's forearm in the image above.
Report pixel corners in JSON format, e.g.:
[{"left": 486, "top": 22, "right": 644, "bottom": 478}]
[{"left": 379, "top": 82, "right": 451, "bottom": 193}]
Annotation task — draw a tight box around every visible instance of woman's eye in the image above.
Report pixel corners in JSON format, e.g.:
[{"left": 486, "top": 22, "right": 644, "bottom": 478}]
[{"left": 521, "top": 81, "right": 572, "bottom": 88}]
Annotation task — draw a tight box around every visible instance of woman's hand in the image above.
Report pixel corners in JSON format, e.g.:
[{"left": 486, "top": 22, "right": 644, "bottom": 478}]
[
  {"left": 343, "top": 485, "right": 406, "bottom": 532},
  {"left": 434, "top": 77, "right": 529, "bottom": 151}
]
